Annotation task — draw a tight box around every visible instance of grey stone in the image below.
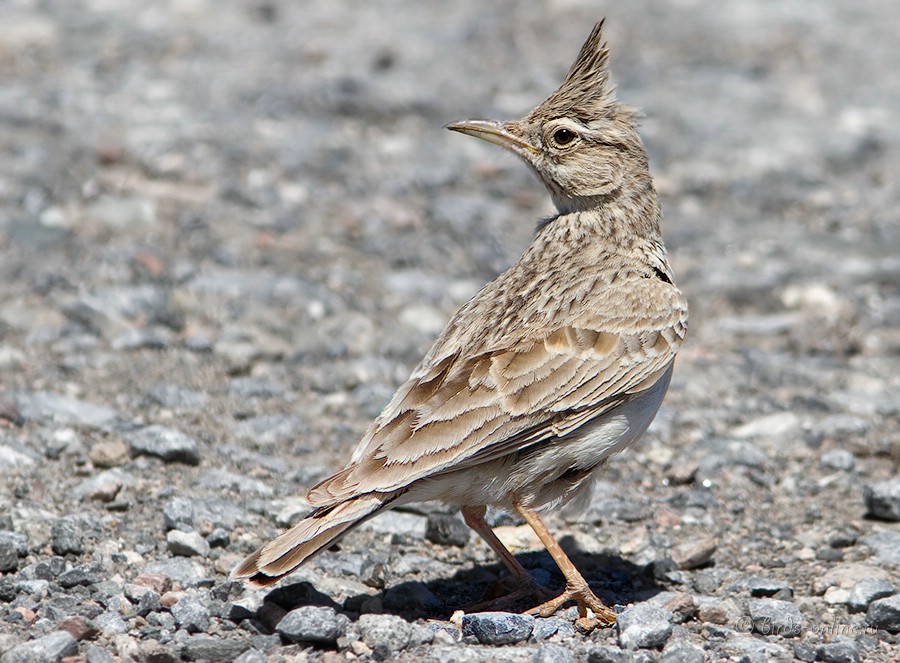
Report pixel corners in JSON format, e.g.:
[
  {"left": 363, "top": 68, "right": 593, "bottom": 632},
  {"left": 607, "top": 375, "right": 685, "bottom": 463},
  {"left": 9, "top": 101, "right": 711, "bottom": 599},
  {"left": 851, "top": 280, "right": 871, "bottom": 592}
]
[
  {"left": 815, "top": 639, "right": 860, "bottom": 663},
  {"left": 163, "top": 496, "right": 195, "bottom": 530},
  {"left": 462, "top": 612, "right": 535, "bottom": 645},
  {"left": 587, "top": 645, "right": 632, "bottom": 663},
  {"left": 233, "top": 649, "right": 267, "bottom": 663},
  {"left": 661, "top": 639, "right": 705, "bottom": 663},
  {"left": 533, "top": 643, "right": 576, "bottom": 663},
  {"left": 0, "top": 532, "right": 22, "bottom": 572},
  {"left": 864, "top": 479, "right": 900, "bottom": 521},
  {"left": 0, "top": 577, "right": 16, "bottom": 601},
  {"left": 820, "top": 449, "right": 856, "bottom": 471},
  {"left": 180, "top": 635, "right": 251, "bottom": 662},
  {"left": 75, "top": 469, "right": 124, "bottom": 502},
  {"left": 142, "top": 557, "right": 210, "bottom": 586},
  {"left": 94, "top": 610, "right": 128, "bottom": 635},
  {"left": 128, "top": 425, "right": 200, "bottom": 465},
  {"left": 356, "top": 613, "right": 413, "bottom": 652},
  {"left": 124, "top": 583, "right": 161, "bottom": 616},
  {"left": 866, "top": 594, "right": 900, "bottom": 632},
  {"left": 206, "top": 528, "right": 230, "bottom": 548},
  {"left": 145, "top": 384, "right": 210, "bottom": 409},
  {"left": 617, "top": 603, "right": 673, "bottom": 649},
  {"left": 748, "top": 598, "right": 803, "bottom": 637},
  {"left": 14, "top": 392, "right": 120, "bottom": 429},
  {"left": 671, "top": 537, "right": 716, "bottom": 570},
  {"left": 862, "top": 531, "right": 900, "bottom": 564},
  {"left": 0, "top": 631, "right": 77, "bottom": 663},
  {"left": 276, "top": 605, "right": 350, "bottom": 644},
  {"left": 847, "top": 577, "right": 895, "bottom": 612},
  {"left": 84, "top": 645, "right": 117, "bottom": 663},
  {"left": 531, "top": 617, "right": 575, "bottom": 641},
  {"left": 171, "top": 597, "right": 211, "bottom": 633},
  {"left": 722, "top": 635, "right": 789, "bottom": 662},
  {"left": 425, "top": 513, "right": 470, "bottom": 546},
  {"left": 167, "top": 529, "right": 210, "bottom": 557},
  {"left": 57, "top": 563, "right": 104, "bottom": 588},
  {"left": 50, "top": 518, "right": 84, "bottom": 555}
]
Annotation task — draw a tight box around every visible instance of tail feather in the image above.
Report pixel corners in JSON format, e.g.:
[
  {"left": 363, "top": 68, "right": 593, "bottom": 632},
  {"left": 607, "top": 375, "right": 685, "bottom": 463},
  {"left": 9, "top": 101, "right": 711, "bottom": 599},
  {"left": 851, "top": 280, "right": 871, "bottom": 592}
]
[{"left": 232, "top": 495, "right": 388, "bottom": 585}]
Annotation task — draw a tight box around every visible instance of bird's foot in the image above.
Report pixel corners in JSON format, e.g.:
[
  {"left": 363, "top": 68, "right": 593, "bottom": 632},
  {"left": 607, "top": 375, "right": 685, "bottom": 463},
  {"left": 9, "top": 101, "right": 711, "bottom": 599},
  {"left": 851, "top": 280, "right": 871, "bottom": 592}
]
[{"left": 525, "top": 581, "right": 617, "bottom": 631}]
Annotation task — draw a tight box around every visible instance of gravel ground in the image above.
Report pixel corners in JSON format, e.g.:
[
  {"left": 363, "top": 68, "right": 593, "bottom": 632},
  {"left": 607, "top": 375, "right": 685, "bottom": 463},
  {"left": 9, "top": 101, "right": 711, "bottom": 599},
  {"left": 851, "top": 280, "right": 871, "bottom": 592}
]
[{"left": 2, "top": 0, "right": 899, "bottom": 661}]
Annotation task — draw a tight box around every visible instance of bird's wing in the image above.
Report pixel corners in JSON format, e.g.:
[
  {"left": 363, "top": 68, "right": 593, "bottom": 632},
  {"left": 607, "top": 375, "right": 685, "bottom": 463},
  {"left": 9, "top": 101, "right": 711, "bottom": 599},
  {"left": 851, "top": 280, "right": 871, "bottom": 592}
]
[{"left": 307, "top": 277, "right": 687, "bottom": 506}]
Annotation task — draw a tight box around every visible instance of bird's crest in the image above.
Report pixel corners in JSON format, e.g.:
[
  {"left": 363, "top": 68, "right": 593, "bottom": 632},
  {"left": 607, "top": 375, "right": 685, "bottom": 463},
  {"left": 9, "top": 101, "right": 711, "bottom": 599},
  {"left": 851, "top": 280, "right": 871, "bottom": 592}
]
[{"left": 534, "top": 20, "right": 616, "bottom": 121}]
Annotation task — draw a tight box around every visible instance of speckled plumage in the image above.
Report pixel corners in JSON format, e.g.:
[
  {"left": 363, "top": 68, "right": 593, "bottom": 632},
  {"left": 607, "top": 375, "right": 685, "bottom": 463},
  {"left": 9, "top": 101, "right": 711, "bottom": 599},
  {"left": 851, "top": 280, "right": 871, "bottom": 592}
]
[{"left": 234, "top": 19, "right": 687, "bottom": 627}]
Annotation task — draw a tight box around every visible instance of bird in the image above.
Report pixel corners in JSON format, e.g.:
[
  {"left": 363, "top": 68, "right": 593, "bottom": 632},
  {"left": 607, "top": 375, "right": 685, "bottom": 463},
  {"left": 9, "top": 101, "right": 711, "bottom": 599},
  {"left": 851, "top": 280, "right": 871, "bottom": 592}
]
[{"left": 233, "top": 19, "right": 687, "bottom": 627}]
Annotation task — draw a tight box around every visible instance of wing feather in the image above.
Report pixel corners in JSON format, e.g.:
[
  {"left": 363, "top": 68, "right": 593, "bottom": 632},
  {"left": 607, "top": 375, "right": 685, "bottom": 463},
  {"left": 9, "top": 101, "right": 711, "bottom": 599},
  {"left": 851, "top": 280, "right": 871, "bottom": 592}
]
[{"left": 307, "top": 278, "right": 687, "bottom": 506}]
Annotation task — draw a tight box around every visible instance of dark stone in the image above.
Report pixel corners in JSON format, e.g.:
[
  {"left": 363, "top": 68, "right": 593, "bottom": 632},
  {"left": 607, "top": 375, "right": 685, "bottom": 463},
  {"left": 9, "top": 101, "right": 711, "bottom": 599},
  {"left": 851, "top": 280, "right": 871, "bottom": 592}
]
[
  {"left": 51, "top": 519, "right": 84, "bottom": 555},
  {"left": 866, "top": 594, "right": 900, "bottom": 632},
  {"left": 462, "top": 611, "right": 535, "bottom": 645},
  {"left": 425, "top": 513, "right": 470, "bottom": 547},
  {"left": 815, "top": 639, "right": 860, "bottom": 663},
  {"left": 58, "top": 563, "right": 104, "bottom": 588},
  {"left": 128, "top": 425, "right": 201, "bottom": 465}
]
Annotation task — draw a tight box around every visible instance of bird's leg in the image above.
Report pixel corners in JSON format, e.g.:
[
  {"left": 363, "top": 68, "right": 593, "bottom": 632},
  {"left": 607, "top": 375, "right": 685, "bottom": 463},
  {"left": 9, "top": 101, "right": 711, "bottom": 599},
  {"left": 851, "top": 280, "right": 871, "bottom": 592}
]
[
  {"left": 461, "top": 505, "right": 552, "bottom": 609},
  {"left": 514, "top": 502, "right": 617, "bottom": 626}
]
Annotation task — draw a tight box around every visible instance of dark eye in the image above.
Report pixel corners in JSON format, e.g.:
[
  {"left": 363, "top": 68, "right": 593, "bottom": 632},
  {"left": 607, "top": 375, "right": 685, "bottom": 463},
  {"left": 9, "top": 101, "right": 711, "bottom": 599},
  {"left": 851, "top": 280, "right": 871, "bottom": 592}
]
[{"left": 552, "top": 128, "right": 577, "bottom": 146}]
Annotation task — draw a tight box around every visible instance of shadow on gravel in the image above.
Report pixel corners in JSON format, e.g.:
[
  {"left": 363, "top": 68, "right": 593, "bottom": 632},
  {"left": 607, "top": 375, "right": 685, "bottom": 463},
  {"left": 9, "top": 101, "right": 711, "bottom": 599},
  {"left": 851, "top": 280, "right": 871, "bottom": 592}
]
[{"left": 253, "top": 539, "right": 664, "bottom": 623}]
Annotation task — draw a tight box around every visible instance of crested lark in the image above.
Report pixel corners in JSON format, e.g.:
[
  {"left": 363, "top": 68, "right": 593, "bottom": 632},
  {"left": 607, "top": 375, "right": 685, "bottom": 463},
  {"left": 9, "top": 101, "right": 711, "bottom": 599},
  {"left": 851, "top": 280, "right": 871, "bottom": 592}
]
[{"left": 233, "top": 20, "right": 687, "bottom": 626}]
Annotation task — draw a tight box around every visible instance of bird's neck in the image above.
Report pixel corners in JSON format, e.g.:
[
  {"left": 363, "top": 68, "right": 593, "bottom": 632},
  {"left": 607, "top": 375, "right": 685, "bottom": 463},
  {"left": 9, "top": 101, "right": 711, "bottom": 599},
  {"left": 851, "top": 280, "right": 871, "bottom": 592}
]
[{"left": 542, "top": 179, "right": 664, "bottom": 247}]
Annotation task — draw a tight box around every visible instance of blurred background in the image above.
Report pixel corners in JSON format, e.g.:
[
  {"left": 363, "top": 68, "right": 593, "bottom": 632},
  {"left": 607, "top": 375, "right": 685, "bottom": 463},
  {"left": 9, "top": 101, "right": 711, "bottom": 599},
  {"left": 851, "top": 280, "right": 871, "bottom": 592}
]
[{"left": 1, "top": 0, "right": 898, "bottom": 658}]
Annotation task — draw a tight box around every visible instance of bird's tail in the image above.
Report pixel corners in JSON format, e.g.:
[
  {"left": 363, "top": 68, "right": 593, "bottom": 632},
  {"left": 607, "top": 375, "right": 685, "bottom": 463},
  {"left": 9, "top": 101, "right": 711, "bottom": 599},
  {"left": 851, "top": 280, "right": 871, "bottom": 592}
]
[{"left": 231, "top": 494, "right": 387, "bottom": 586}]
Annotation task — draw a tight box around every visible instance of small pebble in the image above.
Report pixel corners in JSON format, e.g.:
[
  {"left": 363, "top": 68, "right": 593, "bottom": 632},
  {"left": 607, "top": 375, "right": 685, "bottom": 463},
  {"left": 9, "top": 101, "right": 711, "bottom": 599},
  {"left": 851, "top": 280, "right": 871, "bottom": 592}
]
[
  {"left": 862, "top": 532, "right": 900, "bottom": 564},
  {"left": 533, "top": 643, "right": 576, "bottom": 663},
  {"left": 863, "top": 478, "right": 900, "bottom": 521},
  {"left": 0, "top": 630, "right": 77, "bottom": 663},
  {"left": 847, "top": 577, "right": 895, "bottom": 613},
  {"left": 587, "top": 644, "right": 631, "bottom": 663},
  {"left": 748, "top": 598, "right": 803, "bottom": 637},
  {"left": 171, "top": 597, "right": 211, "bottom": 633},
  {"left": 462, "top": 612, "right": 535, "bottom": 645},
  {"left": 163, "top": 496, "right": 195, "bottom": 531},
  {"left": 866, "top": 594, "right": 900, "bottom": 632},
  {"left": 617, "top": 603, "right": 673, "bottom": 649},
  {"left": 51, "top": 518, "right": 84, "bottom": 555},
  {"left": 128, "top": 425, "right": 201, "bottom": 465},
  {"left": 355, "top": 613, "right": 413, "bottom": 653},
  {"left": 276, "top": 606, "right": 350, "bottom": 644},
  {"left": 166, "top": 530, "right": 210, "bottom": 557},
  {"left": 75, "top": 469, "right": 124, "bottom": 502},
  {"left": 815, "top": 639, "right": 860, "bottom": 663},
  {"left": 661, "top": 638, "right": 706, "bottom": 663},
  {"left": 88, "top": 440, "right": 129, "bottom": 468},
  {"left": 820, "top": 449, "right": 855, "bottom": 471},
  {"left": 671, "top": 537, "right": 717, "bottom": 570}
]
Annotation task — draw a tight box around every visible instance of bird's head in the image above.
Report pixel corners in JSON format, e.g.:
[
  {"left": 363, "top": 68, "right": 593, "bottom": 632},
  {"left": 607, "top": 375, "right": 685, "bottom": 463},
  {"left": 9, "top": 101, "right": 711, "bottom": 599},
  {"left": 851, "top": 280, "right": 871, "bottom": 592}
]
[{"left": 447, "top": 20, "right": 649, "bottom": 214}]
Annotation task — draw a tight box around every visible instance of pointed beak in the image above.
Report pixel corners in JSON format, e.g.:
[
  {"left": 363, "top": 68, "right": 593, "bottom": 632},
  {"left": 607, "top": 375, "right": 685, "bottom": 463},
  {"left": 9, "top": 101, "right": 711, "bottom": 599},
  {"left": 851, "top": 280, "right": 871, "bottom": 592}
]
[{"left": 445, "top": 120, "right": 540, "bottom": 158}]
